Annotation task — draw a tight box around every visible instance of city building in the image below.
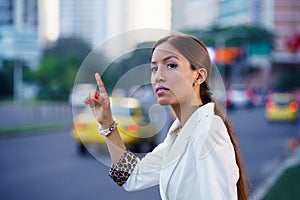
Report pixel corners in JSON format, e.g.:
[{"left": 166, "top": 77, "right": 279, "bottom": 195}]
[
  {"left": 218, "top": 0, "right": 273, "bottom": 28},
  {"left": 58, "top": 0, "right": 171, "bottom": 50},
  {"left": 171, "top": 0, "right": 300, "bottom": 90},
  {"left": 0, "top": 0, "right": 40, "bottom": 67},
  {"left": 59, "top": 0, "right": 108, "bottom": 48},
  {"left": 0, "top": 0, "right": 40, "bottom": 101},
  {"left": 171, "top": 0, "right": 218, "bottom": 31},
  {"left": 272, "top": 0, "right": 300, "bottom": 64},
  {"left": 218, "top": 0, "right": 300, "bottom": 64},
  {"left": 171, "top": 0, "right": 272, "bottom": 30},
  {"left": 38, "top": 0, "right": 59, "bottom": 47}
]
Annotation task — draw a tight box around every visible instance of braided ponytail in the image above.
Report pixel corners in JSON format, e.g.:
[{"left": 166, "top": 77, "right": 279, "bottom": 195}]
[{"left": 200, "top": 81, "right": 250, "bottom": 200}]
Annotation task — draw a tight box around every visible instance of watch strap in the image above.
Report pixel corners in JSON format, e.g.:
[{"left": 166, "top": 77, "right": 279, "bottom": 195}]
[{"left": 98, "top": 120, "right": 118, "bottom": 136}]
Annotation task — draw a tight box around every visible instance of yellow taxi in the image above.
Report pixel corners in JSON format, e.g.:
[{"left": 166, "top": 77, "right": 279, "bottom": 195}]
[
  {"left": 265, "top": 92, "right": 298, "bottom": 122},
  {"left": 72, "top": 97, "right": 157, "bottom": 154}
]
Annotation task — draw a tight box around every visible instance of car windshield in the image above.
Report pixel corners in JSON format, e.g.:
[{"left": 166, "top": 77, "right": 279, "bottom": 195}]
[
  {"left": 270, "top": 93, "right": 293, "bottom": 105},
  {"left": 274, "top": 98, "right": 290, "bottom": 106}
]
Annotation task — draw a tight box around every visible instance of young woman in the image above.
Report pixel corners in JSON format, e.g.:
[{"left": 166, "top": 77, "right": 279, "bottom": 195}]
[{"left": 84, "top": 34, "right": 249, "bottom": 199}]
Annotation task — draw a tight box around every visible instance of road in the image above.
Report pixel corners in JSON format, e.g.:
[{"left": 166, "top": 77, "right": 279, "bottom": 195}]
[
  {"left": 228, "top": 107, "right": 299, "bottom": 188},
  {"left": 0, "top": 107, "right": 299, "bottom": 200}
]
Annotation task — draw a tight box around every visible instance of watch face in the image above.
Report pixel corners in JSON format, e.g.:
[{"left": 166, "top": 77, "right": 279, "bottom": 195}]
[{"left": 109, "top": 127, "right": 114, "bottom": 131}]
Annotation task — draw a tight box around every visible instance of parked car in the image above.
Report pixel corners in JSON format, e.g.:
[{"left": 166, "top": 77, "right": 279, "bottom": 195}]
[
  {"left": 226, "top": 85, "right": 254, "bottom": 109},
  {"left": 265, "top": 92, "right": 298, "bottom": 122},
  {"left": 72, "top": 97, "right": 157, "bottom": 154}
]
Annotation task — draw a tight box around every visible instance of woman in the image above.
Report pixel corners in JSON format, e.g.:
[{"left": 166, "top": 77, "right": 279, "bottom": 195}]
[{"left": 84, "top": 34, "right": 249, "bottom": 199}]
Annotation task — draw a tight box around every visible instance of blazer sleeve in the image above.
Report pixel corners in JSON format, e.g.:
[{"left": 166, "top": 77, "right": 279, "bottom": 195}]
[
  {"left": 122, "top": 141, "right": 167, "bottom": 191},
  {"left": 196, "top": 116, "right": 239, "bottom": 200}
]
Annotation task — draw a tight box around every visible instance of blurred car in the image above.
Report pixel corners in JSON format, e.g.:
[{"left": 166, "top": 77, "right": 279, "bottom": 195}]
[
  {"left": 265, "top": 92, "right": 298, "bottom": 122},
  {"left": 72, "top": 97, "right": 157, "bottom": 154},
  {"left": 226, "top": 85, "right": 254, "bottom": 109},
  {"left": 69, "top": 83, "right": 95, "bottom": 108}
]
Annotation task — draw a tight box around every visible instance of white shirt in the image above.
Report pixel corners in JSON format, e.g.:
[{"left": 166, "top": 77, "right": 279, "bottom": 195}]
[{"left": 123, "top": 103, "right": 239, "bottom": 200}]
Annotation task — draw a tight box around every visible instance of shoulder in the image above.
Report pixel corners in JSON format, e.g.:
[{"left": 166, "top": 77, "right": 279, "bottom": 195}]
[
  {"left": 192, "top": 114, "right": 230, "bottom": 159},
  {"left": 192, "top": 113, "right": 226, "bottom": 141}
]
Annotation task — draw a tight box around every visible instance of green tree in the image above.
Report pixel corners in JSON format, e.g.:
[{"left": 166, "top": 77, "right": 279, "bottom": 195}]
[
  {"left": 184, "top": 24, "right": 274, "bottom": 48},
  {"left": 35, "top": 37, "right": 92, "bottom": 100},
  {"left": 102, "top": 42, "right": 153, "bottom": 93}
]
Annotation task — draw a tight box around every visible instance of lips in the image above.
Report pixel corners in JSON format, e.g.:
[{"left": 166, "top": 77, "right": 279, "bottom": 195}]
[{"left": 155, "top": 85, "right": 170, "bottom": 95}]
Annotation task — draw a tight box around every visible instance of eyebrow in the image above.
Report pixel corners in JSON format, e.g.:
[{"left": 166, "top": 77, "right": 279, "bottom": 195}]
[{"left": 151, "top": 55, "right": 179, "bottom": 65}]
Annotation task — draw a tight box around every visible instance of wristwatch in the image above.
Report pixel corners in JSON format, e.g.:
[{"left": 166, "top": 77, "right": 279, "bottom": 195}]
[{"left": 98, "top": 120, "right": 118, "bottom": 136}]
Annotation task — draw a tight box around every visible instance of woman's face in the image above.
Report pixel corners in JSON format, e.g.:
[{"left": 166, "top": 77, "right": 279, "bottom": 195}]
[{"left": 151, "top": 42, "right": 200, "bottom": 107}]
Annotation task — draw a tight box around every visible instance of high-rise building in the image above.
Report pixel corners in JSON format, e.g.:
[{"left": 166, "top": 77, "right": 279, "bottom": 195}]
[
  {"left": 0, "top": 0, "right": 13, "bottom": 27},
  {"left": 0, "top": 0, "right": 40, "bottom": 101},
  {"left": 59, "top": 0, "right": 108, "bottom": 48},
  {"left": 172, "top": 0, "right": 218, "bottom": 31},
  {"left": 0, "top": 0, "right": 39, "bottom": 67},
  {"left": 272, "top": 0, "right": 300, "bottom": 64},
  {"left": 171, "top": 0, "right": 273, "bottom": 32},
  {"left": 218, "top": 0, "right": 273, "bottom": 29},
  {"left": 59, "top": 0, "right": 171, "bottom": 49},
  {"left": 38, "top": 0, "right": 59, "bottom": 47},
  {"left": 0, "top": 0, "right": 38, "bottom": 29}
]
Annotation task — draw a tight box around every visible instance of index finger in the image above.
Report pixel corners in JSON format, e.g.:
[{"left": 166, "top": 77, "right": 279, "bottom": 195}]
[{"left": 95, "top": 73, "right": 108, "bottom": 95}]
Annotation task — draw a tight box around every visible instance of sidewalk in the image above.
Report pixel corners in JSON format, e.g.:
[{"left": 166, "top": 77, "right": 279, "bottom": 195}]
[
  {"left": 0, "top": 102, "right": 73, "bottom": 135},
  {"left": 252, "top": 147, "right": 300, "bottom": 200}
]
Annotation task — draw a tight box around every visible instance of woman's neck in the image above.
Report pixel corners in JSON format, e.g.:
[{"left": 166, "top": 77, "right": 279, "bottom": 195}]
[{"left": 172, "top": 101, "right": 203, "bottom": 126}]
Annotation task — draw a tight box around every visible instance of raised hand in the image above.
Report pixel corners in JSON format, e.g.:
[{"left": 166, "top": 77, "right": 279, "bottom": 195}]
[{"left": 84, "top": 73, "right": 114, "bottom": 128}]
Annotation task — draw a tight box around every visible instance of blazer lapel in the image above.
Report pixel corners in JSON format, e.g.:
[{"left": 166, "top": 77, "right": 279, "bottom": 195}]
[
  {"left": 160, "top": 103, "right": 215, "bottom": 198},
  {"left": 160, "top": 112, "right": 200, "bottom": 196}
]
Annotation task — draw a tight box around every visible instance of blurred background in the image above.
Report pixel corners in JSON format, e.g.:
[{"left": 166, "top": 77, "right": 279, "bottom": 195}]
[{"left": 0, "top": 0, "right": 300, "bottom": 199}]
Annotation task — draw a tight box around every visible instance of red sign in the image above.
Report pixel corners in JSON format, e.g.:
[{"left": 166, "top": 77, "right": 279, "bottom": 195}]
[
  {"left": 286, "top": 34, "right": 300, "bottom": 54},
  {"left": 214, "top": 47, "right": 242, "bottom": 65}
]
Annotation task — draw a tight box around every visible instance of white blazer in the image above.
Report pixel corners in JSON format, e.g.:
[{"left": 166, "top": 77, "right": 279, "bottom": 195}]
[{"left": 123, "top": 103, "right": 239, "bottom": 200}]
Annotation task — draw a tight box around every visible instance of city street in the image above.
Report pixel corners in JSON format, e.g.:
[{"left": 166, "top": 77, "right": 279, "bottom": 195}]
[{"left": 0, "top": 107, "right": 299, "bottom": 200}]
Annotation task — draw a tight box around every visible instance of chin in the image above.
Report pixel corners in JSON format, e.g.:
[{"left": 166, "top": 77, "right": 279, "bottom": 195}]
[
  {"left": 156, "top": 97, "right": 170, "bottom": 106},
  {"left": 156, "top": 97, "right": 177, "bottom": 106}
]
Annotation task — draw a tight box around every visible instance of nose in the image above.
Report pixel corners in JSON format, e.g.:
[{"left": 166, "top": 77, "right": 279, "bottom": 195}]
[{"left": 154, "top": 66, "right": 165, "bottom": 83}]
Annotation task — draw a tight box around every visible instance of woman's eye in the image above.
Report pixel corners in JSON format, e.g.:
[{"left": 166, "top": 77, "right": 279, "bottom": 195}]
[
  {"left": 151, "top": 66, "right": 158, "bottom": 72},
  {"left": 166, "top": 63, "right": 178, "bottom": 69}
]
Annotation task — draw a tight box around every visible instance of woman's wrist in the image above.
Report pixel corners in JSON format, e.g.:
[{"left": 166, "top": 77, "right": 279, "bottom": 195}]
[
  {"left": 98, "top": 120, "right": 118, "bottom": 136},
  {"left": 100, "top": 119, "right": 115, "bottom": 129}
]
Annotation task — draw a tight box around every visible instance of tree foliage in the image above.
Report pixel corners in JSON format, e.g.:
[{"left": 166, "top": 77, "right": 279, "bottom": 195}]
[
  {"left": 35, "top": 37, "right": 92, "bottom": 100},
  {"left": 102, "top": 42, "right": 153, "bottom": 93},
  {"left": 184, "top": 24, "right": 275, "bottom": 48}
]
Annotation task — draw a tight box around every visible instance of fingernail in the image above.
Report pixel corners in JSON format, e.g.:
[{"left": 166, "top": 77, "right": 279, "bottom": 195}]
[{"left": 94, "top": 95, "right": 99, "bottom": 100}]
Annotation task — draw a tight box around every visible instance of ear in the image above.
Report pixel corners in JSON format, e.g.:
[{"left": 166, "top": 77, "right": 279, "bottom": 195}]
[{"left": 196, "top": 68, "right": 207, "bottom": 84}]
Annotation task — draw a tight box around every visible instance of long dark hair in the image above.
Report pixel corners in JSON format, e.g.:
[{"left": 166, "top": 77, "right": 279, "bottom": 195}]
[{"left": 152, "top": 34, "right": 250, "bottom": 200}]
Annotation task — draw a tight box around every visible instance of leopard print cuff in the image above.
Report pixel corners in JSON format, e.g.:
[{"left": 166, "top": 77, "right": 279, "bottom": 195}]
[{"left": 109, "top": 149, "right": 138, "bottom": 186}]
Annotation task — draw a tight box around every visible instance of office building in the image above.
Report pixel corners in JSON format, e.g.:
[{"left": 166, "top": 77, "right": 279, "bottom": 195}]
[{"left": 0, "top": 0, "right": 39, "bottom": 67}]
